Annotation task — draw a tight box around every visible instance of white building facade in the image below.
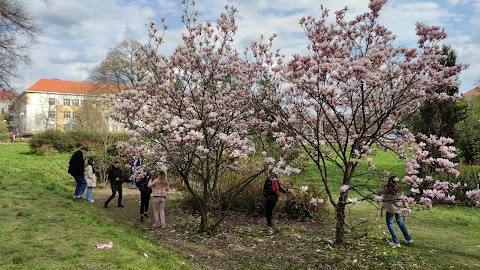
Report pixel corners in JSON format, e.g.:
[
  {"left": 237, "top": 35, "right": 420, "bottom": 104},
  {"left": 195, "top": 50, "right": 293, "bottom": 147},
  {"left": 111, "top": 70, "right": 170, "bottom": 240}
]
[{"left": 9, "top": 78, "right": 121, "bottom": 134}]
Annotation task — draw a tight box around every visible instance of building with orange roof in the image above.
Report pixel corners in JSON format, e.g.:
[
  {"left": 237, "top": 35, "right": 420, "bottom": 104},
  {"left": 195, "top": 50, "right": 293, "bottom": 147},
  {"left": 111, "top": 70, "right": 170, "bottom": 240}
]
[
  {"left": 463, "top": 86, "right": 480, "bottom": 98},
  {"left": 0, "top": 90, "right": 17, "bottom": 115},
  {"left": 9, "top": 78, "right": 120, "bottom": 133}
]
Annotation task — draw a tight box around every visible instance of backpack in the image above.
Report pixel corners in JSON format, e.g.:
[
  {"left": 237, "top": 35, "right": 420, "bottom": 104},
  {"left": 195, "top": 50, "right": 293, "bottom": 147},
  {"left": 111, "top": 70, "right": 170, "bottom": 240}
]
[{"left": 136, "top": 175, "right": 150, "bottom": 191}]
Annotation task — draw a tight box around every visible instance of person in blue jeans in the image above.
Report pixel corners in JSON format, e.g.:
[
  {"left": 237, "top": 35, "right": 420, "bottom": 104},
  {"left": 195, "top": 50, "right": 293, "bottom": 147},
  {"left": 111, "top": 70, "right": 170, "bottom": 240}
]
[
  {"left": 68, "top": 146, "right": 88, "bottom": 199},
  {"left": 129, "top": 155, "right": 142, "bottom": 188},
  {"left": 379, "top": 176, "right": 413, "bottom": 248}
]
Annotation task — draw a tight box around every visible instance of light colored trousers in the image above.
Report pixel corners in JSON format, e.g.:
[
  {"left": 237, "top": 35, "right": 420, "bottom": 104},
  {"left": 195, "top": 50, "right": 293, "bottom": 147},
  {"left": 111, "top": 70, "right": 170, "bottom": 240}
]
[{"left": 153, "top": 196, "right": 166, "bottom": 227}]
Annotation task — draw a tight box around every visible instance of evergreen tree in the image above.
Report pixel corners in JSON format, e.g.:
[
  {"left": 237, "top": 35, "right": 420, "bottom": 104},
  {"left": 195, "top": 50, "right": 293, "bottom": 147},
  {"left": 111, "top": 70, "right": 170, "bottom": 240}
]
[{"left": 408, "top": 45, "right": 466, "bottom": 139}]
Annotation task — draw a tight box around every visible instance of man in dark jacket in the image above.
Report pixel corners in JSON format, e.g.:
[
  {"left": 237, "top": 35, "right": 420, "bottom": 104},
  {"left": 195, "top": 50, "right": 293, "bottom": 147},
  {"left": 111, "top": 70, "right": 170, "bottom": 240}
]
[
  {"left": 104, "top": 161, "right": 125, "bottom": 208},
  {"left": 68, "top": 146, "right": 88, "bottom": 199}
]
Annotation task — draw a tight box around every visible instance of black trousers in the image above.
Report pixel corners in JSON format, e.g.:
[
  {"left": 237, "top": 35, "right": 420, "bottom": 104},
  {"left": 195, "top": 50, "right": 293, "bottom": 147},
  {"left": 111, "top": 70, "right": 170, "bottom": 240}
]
[
  {"left": 140, "top": 189, "right": 151, "bottom": 215},
  {"left": 105, "top": 184, "right": 122, "bottom": 206},
  {"left": 265, "top": 200, "right": 277, "bottom": 225}
]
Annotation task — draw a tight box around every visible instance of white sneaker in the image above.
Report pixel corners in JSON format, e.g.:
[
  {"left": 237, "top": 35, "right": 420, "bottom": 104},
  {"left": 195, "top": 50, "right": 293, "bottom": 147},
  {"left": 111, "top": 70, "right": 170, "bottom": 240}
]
[
  {"left": 389, "top": 242, "right": 401, "bottom": 248},
  {"left": 88, "top": 200, "right": 95, "bottom": 203},
  {"left": 405, "top": 239, "right": 413, "bottom": 244}
]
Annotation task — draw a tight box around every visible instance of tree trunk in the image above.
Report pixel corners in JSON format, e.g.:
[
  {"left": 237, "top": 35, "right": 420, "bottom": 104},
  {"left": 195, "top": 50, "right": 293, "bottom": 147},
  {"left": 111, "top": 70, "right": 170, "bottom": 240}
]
[
  {"left": 199, "top": 199, "right": 208, "bottom": 233},
  {"left": 334, "top": 192, "right": 347, "bottom": 244}
]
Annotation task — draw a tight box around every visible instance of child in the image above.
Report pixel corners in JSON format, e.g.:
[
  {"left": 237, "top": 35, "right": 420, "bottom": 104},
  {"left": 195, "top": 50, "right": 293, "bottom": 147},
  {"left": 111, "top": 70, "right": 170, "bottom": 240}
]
[
  {"left": 148, "top": 171, "right": 169, "bottom": 228},
  {"left": 378, "top": 176, "right": 413, "bottom": 248},
  {"left": 85, "top": 157, "right": 96, "bottom": 202}
]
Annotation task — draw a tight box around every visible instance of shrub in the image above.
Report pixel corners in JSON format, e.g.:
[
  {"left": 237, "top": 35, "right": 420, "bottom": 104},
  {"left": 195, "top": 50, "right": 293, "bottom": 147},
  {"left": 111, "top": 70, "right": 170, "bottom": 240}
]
[
  {"left": 175, "top": 162, "right": 267, "bottom": 215},
  {"left": 0, "top": 133, "right": 9, "bottom": 141},
  {"left": 413, "top": 164, "right": 480, "bottom": 205},
  {"left": 29, "top": 130, "right": 76, "bottom": 153},
  {"left": 281, "top": 183, "right": 329, "bottom": 221},
  {"left": 177, "top": 167, "right": 330, "bottom": 222}
]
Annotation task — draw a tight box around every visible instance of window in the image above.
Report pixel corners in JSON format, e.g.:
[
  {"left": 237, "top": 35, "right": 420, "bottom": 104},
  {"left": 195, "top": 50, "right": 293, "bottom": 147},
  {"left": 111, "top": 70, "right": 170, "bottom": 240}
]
[
  {"left": 64, "top": 111, "right": 71, "bottom": 119},
  {"left": 72, "top": 111, "right": 76, "bottom": 119},
  {"left": 64, "top": 99, "right": 71, "bottom": 106},
  {"left": 72, "top": 99, "right": 79, "bottom": 106},
  {"left": 49, "top": 98, "right": 56, "bottom": 105},
  {"left": 48, "top": 111, "right": 56, "bottom": 118}
]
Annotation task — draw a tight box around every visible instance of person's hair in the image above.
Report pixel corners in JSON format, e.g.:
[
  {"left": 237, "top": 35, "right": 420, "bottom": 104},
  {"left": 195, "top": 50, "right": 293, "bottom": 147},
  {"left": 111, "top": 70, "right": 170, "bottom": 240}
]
[
  {"left": 87, "top": 157, "right": 95, "bottom": 174},
  {"left": 386, "top": 176, "right": 402, "bottom": 195},
  {"left": 80, "top": 146, "right": 88, "bottom": 151},
  {"left": 114, "top": 160, "right": 120, "bottom": 164},
  {"left": 156, "top": 171, "right": 168, "bottom": 187}
]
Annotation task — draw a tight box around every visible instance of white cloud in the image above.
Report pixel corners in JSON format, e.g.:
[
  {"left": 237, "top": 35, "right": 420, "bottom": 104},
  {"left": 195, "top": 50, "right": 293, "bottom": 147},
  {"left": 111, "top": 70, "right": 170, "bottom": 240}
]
[{"left": 12, "top": 0, "right": 480, "bottom": 93}]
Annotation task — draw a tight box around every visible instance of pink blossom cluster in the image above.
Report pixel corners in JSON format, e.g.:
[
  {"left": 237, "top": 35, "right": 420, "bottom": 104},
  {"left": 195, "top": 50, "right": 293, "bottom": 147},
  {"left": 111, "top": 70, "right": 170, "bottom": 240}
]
[
  {"left": 466, "top": 188, "right": 480, "bottom": 200},
  {"left": 348, "top": 197, "right": 360, "bottom": 206},
  {"left": 309, "top": 197, "right": 325, "bottom": 206}
]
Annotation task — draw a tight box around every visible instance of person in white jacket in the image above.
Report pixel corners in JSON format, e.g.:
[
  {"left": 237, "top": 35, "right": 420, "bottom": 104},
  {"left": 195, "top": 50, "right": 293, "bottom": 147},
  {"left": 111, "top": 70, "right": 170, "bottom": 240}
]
[
  {"left": 85, "top": 157, "right": 97, "bottom": 202},
  {"left": 148, "top": 171, "right": 169, "bottom": 228}
]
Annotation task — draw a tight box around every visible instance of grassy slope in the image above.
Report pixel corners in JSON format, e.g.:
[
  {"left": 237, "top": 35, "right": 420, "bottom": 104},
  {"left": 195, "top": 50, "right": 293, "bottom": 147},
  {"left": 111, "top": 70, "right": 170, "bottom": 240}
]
[{"left": 0, "top": 144, "right": 194, "bottom": 269}]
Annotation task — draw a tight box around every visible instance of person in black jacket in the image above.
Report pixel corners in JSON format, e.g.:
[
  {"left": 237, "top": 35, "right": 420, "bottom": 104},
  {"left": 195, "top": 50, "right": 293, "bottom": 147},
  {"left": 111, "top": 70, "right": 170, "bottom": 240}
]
[
  {"left": 104, "top": 161, "right": 125, "bottom": 208},
  {"left": 136, "top": 173, "right": 152, "bottom": 222},
  {"left": 263, "top": 170, "right": 286, "bottom": 227},
  {"left": 68, "top": 146, "right": 88, "bottom": 199}
]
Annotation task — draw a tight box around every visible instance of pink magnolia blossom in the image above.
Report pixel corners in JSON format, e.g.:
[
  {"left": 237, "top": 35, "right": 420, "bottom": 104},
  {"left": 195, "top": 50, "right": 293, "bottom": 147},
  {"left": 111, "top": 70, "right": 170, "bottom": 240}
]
[
  {"left": 466, "top": 189, "right": 480, "bottom": 200},
  {"left": 348, "top": 197, "right": 360, "bottom": 206},
  {"left": 300, "top": 186, "right": 309, "bottom": 194},
  {"left": 400, "top": 208, "right": 411, "bottom": 216},
  {"left": 310, "top": 197, "right": 324, "bottom": 206},
  {"left": 340, "top": 185, "right": 349, "bottom": 193}
]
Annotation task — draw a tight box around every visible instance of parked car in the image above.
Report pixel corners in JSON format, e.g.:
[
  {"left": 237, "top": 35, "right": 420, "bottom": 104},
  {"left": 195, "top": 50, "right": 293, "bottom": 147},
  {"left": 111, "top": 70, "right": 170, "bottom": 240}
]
[
  {"left": 384, "top": 133, "right": 400, "bottom": 140},
  {"left": 18, "top": 133, "right": 34, "bottom": 138}
]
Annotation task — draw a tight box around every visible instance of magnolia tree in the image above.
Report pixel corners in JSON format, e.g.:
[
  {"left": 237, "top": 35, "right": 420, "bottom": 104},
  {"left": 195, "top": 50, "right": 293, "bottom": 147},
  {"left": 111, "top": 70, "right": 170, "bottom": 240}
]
[
  {"left": 110, "top": 2, "right": 289, "bottom": 233},
  {"left": 259, "top": 0, "right": 473, "bottom": 244}
]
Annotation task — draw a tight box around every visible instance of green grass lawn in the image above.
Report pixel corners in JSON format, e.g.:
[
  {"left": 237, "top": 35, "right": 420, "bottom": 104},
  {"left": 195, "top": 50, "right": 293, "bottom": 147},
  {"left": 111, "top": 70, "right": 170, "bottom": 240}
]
[
  {"left": 0, "top": 144, "right": 195, "bottom": 269},
  {"left": 1, "top": 143, "right": 479, "bottom": 269}
]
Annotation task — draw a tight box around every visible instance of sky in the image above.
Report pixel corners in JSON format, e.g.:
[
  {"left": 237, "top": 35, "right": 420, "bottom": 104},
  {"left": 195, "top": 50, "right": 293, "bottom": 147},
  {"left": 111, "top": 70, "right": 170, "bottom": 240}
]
[{"left": 13, "top": 0, "right": 480, "bottom": 94}]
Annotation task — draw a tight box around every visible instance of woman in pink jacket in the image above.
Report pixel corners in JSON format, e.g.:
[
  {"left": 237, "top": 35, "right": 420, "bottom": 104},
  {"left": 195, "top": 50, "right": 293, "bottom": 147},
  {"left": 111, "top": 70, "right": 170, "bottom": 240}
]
[{"left": 148, "top": 171, "right": 169, "bottom": 228}]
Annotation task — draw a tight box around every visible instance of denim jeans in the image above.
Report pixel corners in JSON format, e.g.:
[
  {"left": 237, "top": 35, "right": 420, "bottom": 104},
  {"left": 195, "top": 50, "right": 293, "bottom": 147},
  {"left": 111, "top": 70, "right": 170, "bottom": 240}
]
[
  {"left": 86, "top": 187, "right": 93, "bottom": 202},
  {"left": 73, "top": 175, "right": 87, "bottom": 198},
  {"left": 386, "top": 212, "right": 412, "bottom": 244},
  {"left": 131, "top": 174, "right": 136, "bottom": 187}
]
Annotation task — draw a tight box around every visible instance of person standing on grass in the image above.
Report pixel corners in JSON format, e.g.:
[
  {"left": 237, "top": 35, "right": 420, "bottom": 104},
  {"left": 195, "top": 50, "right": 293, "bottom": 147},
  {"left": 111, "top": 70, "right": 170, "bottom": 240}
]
[
  {"left": 263, "top": 170, "right": 286, "bottom": 227},
  {"left": 9, "top": 131, "right": 14, "bottom": 143},
  {"left": 129, "top": 155, "right": 141, "bottom": 189},
  {"left": 68, "top": 146, "right": 88, "bottom": 199},
  {"left": 148, "top": 171, "right": 169, "bottom": 228},
  {"left": 378, "top": 175, "right": 413, "bottom": 248},
  {"left": 137, "top": 173, "right": 152, "bottom": 222},
  {"left": 85, "top": 157, "right": 96, "bottom": 202},
  {"left": 104, "top": 161, "right": 125, "bottom": 208}
]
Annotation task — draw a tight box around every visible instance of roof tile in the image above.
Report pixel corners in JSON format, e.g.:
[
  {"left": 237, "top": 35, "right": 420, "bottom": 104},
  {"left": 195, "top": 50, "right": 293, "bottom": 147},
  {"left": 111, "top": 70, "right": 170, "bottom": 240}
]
[
  {"left": 27, "top": 78, "right": 112, "bottom": 95},
  {"left": 463, "top": 87, "right": 480, "bottom": 97}
]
